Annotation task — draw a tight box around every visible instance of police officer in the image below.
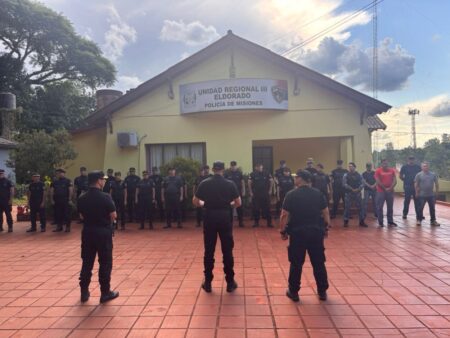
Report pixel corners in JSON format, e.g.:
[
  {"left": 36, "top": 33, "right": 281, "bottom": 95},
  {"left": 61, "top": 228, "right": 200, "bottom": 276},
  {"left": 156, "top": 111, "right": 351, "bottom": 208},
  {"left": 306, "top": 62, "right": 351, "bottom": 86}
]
[
  {"left": 0, "top": 169, "right": 14, "bottom": 232},
  {"left": 248, "top": 164, "right": 273, "bottom": 228},
  {"left": 74, "top": 167, "right": 89, "bottom": 199},
  {"left": 136, "top": 170, "right": 155, "bottom": 230},
  {"left": 193, "top": 161, "right": 241, "bottom": 293},
  {"left": 123, "top": 167, "right": 140, "bottom": 222},
  {"left": 330, "top": 160, "right": 348, "bottom": 218},
  {"left": 274, "top": 160, "right": 287, "bottom": 215},
  {"left": 362, "top": 163, "right": 377, "bottom": 219},
  {"left": 312, "top": 164, "right": 331, "bottom": 203},
  {"left": 162, "top": 168, "right": 184, "bottom": 229},
  {"left": 110, "top": 172, "right": 126, "bottom": 230},
  {"left": 50, "top": 169, "right": 73, "bottom": 232},
  {"left": 103, "top": 169, "right": 115, "bottom": 193},
  {"left": 400, "top": 156, "right": 421, "bottom": 220},
  {"left": 279, "top": 170, "right": 330, "bottom": 302},
  {"left": 26, "top": 173, "right": 47, "bottom": 232},
  {"left": 277, "top": 167, "right": 294, "bottom": 217},
  {"left": 224, "top": 161, "right": 245, "bottom": 227},
  {"left": 194, "top": 166, "right": 212, "bottom": 227},
  {"left": 342, "top": 163, "right": 367, "bottom": 227},
  {"left": 77, "top": 171, "right": 119, "bottom": 304},
  {"left": 305, "top": 158, "right": 318, "bottom": 175},
  {"left": 150, "top": 166, "right": 164, "bottom": 221}
]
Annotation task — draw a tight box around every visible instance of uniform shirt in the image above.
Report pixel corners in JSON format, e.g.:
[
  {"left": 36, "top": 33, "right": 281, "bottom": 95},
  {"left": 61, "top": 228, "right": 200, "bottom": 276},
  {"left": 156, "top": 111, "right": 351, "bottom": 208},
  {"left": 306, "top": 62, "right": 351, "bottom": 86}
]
[
  {"left": 414, "top": 171, "right": 438, "bottom": 197},
  {"left": 137, "top": 178, "right": 154, "bottom": 198},
  {"left": 150, "top": 174, "right": 163, "bottom": 193},
  {"left": 274, "top": 167, "right": 285, "bottom": 182},
  {"left": 362, "top": 170, "right": 376, "bottom": 191},
  {"left": 123, "top": 174, "right": 140, "bottom": 195},
  {"left": 0, "top": 178, "right": 13, "bottom": 202},
  {"left": 195, "top": 174, "right": 239, "bottom": 210},
  {"left": 225, "top": 170, "right": 244, "bottom": 194},
  {"left": 330, "top": 168, "right": 348, "bottom": 189},
  {"left": 374, "top": 167, "right": 396, "bottom": 192},
  {"left": 195, "top": 174, "right": 212, "bottom": 188},
  {"left": 74, "top": 175, "right": 89, "bottom": 195},
  {"left": 103, "top": 176, "right": 115, "bottom": 193},
  {"left": 77, "top": 187, "right": 116, "bottom": 229},
  {"left": 278, "top": 175, "right": 294, "bottom": 195},
  {"left": 305, "top": 167, "right": 318, "bottom": 176},
  {"left": 312, "top": 172, "right": 330, "bottom": 196},
  {"left": 282, "top": 186, "right": 327, "bottom": 228},
  {"left": 400, "top": 164, "right": 421, "bottom": 188},
  {"left": 343, "top": 171, "right": 364, "bottom": 192},
  {"left": 249, "top": 171, "right": 272, "bottom": 195},
  {"left": 110, "top": 180, "right": 125, "bottom": 201},
  {"left": 51, "top": 177, "right": 72, "bottom": 200},
  {"left": 29, "top": 181, "right": 45, "bottom": 203},
  {"left": 163, "top": 176, "right": 183, "bottom": 196}
]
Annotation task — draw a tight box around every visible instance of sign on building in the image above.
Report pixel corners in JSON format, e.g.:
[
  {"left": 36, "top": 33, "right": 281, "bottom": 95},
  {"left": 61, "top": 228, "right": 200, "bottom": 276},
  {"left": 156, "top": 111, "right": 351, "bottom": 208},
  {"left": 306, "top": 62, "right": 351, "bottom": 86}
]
[{"left": 180, "top": 78, "right": 288, "bottom": 114}]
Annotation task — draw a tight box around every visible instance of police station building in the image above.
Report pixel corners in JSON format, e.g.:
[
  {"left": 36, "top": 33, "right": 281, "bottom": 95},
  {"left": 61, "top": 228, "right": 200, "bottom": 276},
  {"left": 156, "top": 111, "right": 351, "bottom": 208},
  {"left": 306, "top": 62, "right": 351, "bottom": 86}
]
[{"left": 69, "top": 30, "right": 390, "bottom": 177}]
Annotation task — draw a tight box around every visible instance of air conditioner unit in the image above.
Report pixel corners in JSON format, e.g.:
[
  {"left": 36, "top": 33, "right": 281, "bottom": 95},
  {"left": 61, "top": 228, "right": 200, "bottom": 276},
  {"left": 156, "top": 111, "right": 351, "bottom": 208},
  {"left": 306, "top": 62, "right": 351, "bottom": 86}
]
[{"left": 117, "top": 132, "right": 138, "bottom": 147}]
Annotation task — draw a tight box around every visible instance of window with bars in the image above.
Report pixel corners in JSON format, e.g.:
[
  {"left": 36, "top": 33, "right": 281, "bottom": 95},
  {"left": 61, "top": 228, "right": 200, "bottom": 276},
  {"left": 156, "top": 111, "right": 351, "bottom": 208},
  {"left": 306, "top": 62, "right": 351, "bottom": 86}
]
[{"left": 146, "top": 143, "right": 206, "bottom": 169}]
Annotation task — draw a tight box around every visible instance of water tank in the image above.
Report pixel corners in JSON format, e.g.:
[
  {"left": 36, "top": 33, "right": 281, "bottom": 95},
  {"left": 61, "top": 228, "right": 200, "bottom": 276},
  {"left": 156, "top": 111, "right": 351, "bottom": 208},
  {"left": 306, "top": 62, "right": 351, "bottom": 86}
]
[
  {"left": 0, "top": 93, "right": 16, "bottom": 110},
  {"left": 96, "top": 89, "right": 123, "bottom": 111}
]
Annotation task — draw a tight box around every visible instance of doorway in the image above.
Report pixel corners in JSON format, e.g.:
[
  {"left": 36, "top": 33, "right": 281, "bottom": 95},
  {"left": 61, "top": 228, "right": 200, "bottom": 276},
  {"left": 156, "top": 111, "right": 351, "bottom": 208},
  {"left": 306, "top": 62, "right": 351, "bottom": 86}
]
[{"left": 252, "top": 146, "right": 273, "bottom": 174}]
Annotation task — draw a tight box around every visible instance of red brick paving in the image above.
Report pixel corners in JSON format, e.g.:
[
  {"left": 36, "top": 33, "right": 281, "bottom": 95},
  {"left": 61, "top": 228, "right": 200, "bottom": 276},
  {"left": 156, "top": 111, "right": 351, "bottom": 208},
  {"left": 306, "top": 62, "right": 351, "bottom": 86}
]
[{"left": 0, "top": 198, "right": 449, "bottom": 337}]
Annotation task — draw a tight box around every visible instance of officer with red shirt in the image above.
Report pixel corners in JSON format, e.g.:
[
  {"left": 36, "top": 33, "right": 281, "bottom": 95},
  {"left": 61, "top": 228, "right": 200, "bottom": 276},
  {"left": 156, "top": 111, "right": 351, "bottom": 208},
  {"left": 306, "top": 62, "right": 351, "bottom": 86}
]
[{"left": 374, "top": 159, "right": 397, "bottom": 227}]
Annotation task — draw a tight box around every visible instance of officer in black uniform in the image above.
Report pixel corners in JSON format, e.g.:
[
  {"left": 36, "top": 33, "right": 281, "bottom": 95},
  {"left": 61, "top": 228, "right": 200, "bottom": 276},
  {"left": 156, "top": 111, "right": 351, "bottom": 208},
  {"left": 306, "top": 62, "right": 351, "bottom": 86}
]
[
  {"left": 110, "top": 172, "right": 126, "bottom": 230},
  {"left": 193, "top": 161, "right": 241, "bottom": 293},
  {"left": 50, "top": 169, "right": 73, "bottom": 232},
  {"left": 362, "top": 162, "right": 377, "bottom": 219},
  {"left": 137, "top": 170, "right": 155, "bottom": 230},
  {"left": 342, "top": 162, "right": 367, "bottom": 227},
  {"left": 180, "top": 174, "right": 188, "bottom": 222},
  {"left": 248, "top": 164, "right": 273, "bottom": 228},
  {"left": 26, "top": 173, "right": 47, "bottom": 232},
  {"left": 162, "top": 168, "right": 184, "bottom": 229},
  {"left": 78, "top": 171, "right": 119, "bottom": 304},
  {"left": 0, "top": 169, "right": 14, "bottom": 232},
  {"left": 103, "top": 169, "right": 115, "bottom": 193},
  {"left": 74, "top": 167, "right": 89, "bottom": 199},
  {"left": 277, "top": 167, "right": 294, "bottom": 217},
  {"left": 305, "top": 158, "right": 319, "bottom": 175},
  {"left": 274, "top": 160, "right": 287, "bottom": 215},
  {"left": 224, "top": 161, "right": 245, "bottom": 227},
  {"left": 150, "top": 166, "right": 164, "bottom": 221},
  {"left": 123, "top": 167, "right": 140, "bottom": 222},
  {"left": 194, "top": 165, "right": 212, "bottom": 227},
  {"left": 312, "top": 164, "right": 331, "bottom": 202},
  {"left": 279, "top": 170, "right": 330, "bottom": 302},
  {"left": 330, "top": 160, "right": 348, "bottom": 218}
]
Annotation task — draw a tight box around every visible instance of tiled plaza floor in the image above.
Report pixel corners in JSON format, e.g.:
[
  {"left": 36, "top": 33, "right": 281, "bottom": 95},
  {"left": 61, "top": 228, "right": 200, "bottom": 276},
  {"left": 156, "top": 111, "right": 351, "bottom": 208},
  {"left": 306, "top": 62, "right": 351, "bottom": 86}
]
[{"left": 0, "top": 198, "right": 449, "bottom": 338}]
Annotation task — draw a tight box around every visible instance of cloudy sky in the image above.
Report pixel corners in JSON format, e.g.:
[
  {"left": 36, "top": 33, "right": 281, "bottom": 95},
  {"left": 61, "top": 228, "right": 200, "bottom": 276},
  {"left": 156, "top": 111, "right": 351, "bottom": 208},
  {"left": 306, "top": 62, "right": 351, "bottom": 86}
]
[{"left": 39, "top": 0, "right": 450, "bottom": 150}]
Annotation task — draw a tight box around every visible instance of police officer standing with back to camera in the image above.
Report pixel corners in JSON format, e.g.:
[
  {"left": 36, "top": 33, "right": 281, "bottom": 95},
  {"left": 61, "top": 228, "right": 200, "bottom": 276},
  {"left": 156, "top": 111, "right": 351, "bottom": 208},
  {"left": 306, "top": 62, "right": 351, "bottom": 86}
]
[
  {"left": 110, "top": 172, "right": 126, "bottom": 230},
  {"left": 193, "top": 161, "right": 241, "bottom": 293},
  {"left": 26, "top": 173, "right": 47, "bottom": 232},
  {"left": 194, "top": 165, "right": 212, "bottom": 228},
  {"left": 78, "top": 171, "right": 119, "bottom": 304},
  {"left": 103, "top": 169, "right": 115, "bottom": 194},
  {"left": 50, "top": 169, "right": 73, "bottom": 232},
  {"left": 225, "top": 161, "right": 246, "bottom": 227},
  {"left": 162, "top": 167, "right": 184, "bottom": 229},
  {"left": 0, "top": 169, "right": 14, "bottom": 233},
  {"left": 136, "top": 170, "right": 155, "bottom": 230},
  {"left": 74, "top": 167, "right": 89, "bottom": 199},
  {"left": 330, "top": 160, "right": 348, "bottom": 218},
  {"left": 150, "top": 166, "right": 164, "bottom": 221},
  {"left": 124, "top": 167, "right": 140, "bottom": 222},
  {"left": 277, "top": 167, "right": 294, "bottom": 217},
  {"left": 248, "top": 164, "right": 274, "bottom": 228},
  {"left": 279, "top": 170, "right": 330, "bottom": 302}
]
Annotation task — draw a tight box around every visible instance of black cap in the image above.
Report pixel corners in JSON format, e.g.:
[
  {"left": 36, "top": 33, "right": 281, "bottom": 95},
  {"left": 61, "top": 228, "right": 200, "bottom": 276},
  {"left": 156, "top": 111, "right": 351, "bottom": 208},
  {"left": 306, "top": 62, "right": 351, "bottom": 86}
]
[
  {"left": 80, "top": 166, "right": 87, "bottom": 171},
  {"left": 88, "top": 170, "right": 107, "bottom": 184},
  {"left": 129, "top": 167, "right": 136, "bottom": 171},
  {"left": 107, "top": 168, "right": 114, "bottom": 173},
  {"left": 295, "top": 169, "right": 312, "bottom": 182},
  {"left": 114, "top": 171, "right": 121, "bottom": 176},
  {"left": 212, "top": 161, "right": 225, "bottom": 170},
  {"left": 349, "top": 162, "right": 356, "bottom": 167},
  {"left": 337, "top": 160, "right": 343, "bottom": 165},
  {"left": 56, "top": 168, "right": 66, "bottom": 173},
  {"left": 230, "top": 161, "right": 237, "bottom": 166}
]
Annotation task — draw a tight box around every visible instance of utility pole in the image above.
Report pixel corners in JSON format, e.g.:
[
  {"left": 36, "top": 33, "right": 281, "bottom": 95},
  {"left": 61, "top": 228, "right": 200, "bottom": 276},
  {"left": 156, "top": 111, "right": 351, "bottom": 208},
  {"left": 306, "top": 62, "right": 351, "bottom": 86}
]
[
  {"left": 408, "top": 109, "right": 419, "bottom": 149},
  {"left": 372, "top": 0, "right": 378, "bottom": 99}
]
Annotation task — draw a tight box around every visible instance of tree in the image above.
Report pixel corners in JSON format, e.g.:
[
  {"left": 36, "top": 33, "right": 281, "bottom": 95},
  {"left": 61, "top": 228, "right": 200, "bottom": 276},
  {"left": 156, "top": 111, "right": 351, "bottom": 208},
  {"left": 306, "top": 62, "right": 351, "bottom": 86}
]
[
  {"left": 423, "top": 138, "right": 450, "bottom": 180},
  {"left": 8, "top": 129, "right": 77, "bottom": 183},
  {"left": 0, "top": 0, "right": 116, "bottom": 92}
]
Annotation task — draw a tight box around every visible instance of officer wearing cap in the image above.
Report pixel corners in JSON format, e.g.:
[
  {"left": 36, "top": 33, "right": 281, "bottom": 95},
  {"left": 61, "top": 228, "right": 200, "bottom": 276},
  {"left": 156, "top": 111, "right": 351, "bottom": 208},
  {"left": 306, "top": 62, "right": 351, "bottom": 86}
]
[
  {"left": 50, "top": 168, "right": 73, "bottom": 232},
  {"left": 26, "top": 173, "right": 47, "bottom": 232},
  {"left": 277, "top": 167, "right": 294, "bottom": 217},
  {"left": 150, "top": 166, "right": 164, "bottom": 221},
  {"left": 330, "top": 160, "right": 348, "bottom": 218},
  {"left": 279, "top": 170, "right": 330, "bottom": 302},
  {"left": 74, "top": 167, "right": 89, "bottom": 199},
  {"left": 123, "top": 167, "right": 140, "bottom": 222},
  {"left": 110, "top": 172, "right": 126, "bottom": 230},
  {"left": 193, "top": 165, "right": 212, "bottom": 227},
  {"left": 136, "top": 170, "right": 155, "bottom": 230},
  {"left": 162, "top": 167, "right": 184, "bottom": 229},
  {"left": 248, "top": 164, "right": 274, "bottom": 228},
  {"left": 78, "top": 171, "right": 119, "bottom": 304},
  {"left": 224, "top": 161, "right": 245, "bottom": 227},
  {"left": 193, "top": 161, "right": 241, "bottom": 293},
  {"left": 0, "top": 169, "right": 14, "bottom": 232},
  {"left": 103, "top": 169, "right": 115, "bottom": 193}
]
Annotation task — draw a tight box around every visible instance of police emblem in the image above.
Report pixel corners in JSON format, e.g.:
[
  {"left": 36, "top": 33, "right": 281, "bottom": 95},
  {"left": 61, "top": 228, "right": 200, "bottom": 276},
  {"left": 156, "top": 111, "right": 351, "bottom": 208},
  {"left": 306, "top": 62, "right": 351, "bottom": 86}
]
[
  {"left": 182, "top": 90, "right": 196, "bottom": 108},
  {"left": 271, "top": 85, "right": 288, "bottom": 104}
]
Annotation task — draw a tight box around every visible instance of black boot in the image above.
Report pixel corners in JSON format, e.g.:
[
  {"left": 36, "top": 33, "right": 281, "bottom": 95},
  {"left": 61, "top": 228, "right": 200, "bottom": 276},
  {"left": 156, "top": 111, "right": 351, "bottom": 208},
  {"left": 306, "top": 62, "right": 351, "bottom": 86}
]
[
  {"left": 100, "top": 290, "right": 119, "bottom": 304},
  {"left": 201, "top": 280, "right": 212, "bottom": 293},
  {"left": 226, "top": 280, "right": 238, "bottom": 293},
  {"left": 81, "top": 288, "right": 90, "bottom": 303},
  {"left": 7, "top": 226, "right": 12, "bottom": 233},
  {"left": 26, "top": 226, "right": 37, "bottom": 233},
  {"left": 286, "top": 289, "right": 299, "bottom": 302}
]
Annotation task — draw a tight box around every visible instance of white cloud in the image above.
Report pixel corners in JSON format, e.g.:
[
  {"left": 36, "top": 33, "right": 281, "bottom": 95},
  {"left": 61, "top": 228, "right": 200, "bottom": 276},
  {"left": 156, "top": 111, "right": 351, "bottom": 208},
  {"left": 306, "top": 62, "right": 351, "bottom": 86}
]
[
  {"left": 115, "top": 75, "right": 142, "bottom": 92},
  {"left": 160, "top": 20, "right": 220, "bottom": 46},
  {"left": 102, "top": 5, "right": 137, "bottom": 62}
]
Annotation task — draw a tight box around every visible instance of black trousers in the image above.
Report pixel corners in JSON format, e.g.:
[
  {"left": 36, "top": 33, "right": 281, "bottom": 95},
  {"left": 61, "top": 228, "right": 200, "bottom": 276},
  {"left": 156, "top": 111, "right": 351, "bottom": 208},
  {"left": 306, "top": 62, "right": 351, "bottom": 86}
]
[
  {"left": 332, "top": 188, "right": 345, "bottom": 216},
  {"left": 0, "top": 202, "right": 13, "bottom": 228},
  {"left": 203, "top": 209, "right": 235, "bottom": 283},
  {"left": 30, "top": 201, "right": 46, "bottom": 229},
  {"left": 154, "top": 193, "right": 164, "bottom": 220},
  {"left": 54, "top": 198, "right": 71, "bottom": 227},
  {"left": 139, "top": 197, "right": 153, "bottom": 225},
  {"left": 196, "top": 207, "right": 204, "bottom": 225},
  {"left": 252, "top": 193, "right": 271, "bottom": 224},
  {"left": 288, "top": 227, "right": 329, "bottom": 294},
  {"left": 165, "top": 195, "right": 181, "bottom": 224},
  {"left": 79, "top": 228, "right": 113, "bottom": 294},
  {"left": 403, "top": 186, "right": 420, "bottom": 219},
  {"left": 113, "top": 198, "right": 125, "bottom": 226},
  {"left": 127, "top": 193, "right": 136, "bottom": 222},
  {"left": 418, "top": 196, "right": 436, "bottom": 222}
]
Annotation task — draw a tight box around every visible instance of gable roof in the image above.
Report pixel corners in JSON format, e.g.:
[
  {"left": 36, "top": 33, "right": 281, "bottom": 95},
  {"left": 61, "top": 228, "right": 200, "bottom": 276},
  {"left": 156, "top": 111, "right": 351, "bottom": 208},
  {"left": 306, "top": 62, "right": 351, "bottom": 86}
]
[
  {"left": 0, "top": 137, "right": 17, "bottom": 149},
  {"left": 76, "top": 30, "right": 391, "bottom": 132}
]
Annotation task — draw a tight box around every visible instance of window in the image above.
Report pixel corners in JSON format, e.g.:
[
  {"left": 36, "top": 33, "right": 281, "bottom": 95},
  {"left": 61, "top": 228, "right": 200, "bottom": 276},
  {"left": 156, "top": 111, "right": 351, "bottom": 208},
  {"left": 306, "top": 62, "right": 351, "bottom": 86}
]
[{"left": 146, "top": 143, "right": 206, "bottom": 169}]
